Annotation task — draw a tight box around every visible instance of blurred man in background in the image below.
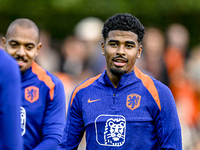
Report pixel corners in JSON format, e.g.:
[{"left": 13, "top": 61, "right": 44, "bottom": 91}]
[
  {"left": 2, "top": 18, "right": 66, "bottom": 150},
  {"left": 136, "top": 27, "right": 169, "bottom": 86}
]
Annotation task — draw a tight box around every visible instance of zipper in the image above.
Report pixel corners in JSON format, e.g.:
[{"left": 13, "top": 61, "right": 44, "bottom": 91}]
[{"left": 113, "top": 88, "right": 117, "bottom": 104}]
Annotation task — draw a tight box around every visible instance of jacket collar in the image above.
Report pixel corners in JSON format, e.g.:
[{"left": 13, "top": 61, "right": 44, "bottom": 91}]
[{"left": 99, "top": 68, "right": 139, "bottom": 89}]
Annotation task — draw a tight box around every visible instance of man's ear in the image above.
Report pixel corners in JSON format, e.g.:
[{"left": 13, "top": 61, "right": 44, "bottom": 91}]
[
  {"left": 36, "top": 42, "right": 42, "bottom": 56},
  {"left": 137, "top": 45, "right": 142, "bottom": 58},
  {"left": 2, "top": 37, "right": 6, "bottom": 49},
  {"left": 101, "top": 41, "right": 105, "bottom": 55}
]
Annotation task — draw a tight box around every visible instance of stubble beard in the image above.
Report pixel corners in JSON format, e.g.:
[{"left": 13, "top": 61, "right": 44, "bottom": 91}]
[{"left": 110, "top": 67, "right": 126, "bottom": 77}]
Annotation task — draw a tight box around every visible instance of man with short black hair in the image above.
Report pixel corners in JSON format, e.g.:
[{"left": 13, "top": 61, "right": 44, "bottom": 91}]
[{"left": 59, "top": 13, "right": 182, "bottom": 150}]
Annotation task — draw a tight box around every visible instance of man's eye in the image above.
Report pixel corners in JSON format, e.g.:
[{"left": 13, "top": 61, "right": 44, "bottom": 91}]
[
  {"left": 110, "top": 43, "right": 117, "bottom": 47},
  {"left": 126, "top": 45, "right": 134, "bottom": 48},
  {"left": 26, "top": 45, "right": 34, "bottom": 50},
  {"left": 10, "top": 43, "right": 18, "bottom": 48}
]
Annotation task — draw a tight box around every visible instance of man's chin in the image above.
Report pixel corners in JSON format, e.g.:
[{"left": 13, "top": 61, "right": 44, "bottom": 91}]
[
  {"left": 110, "top": 68, "right": 126, "bottom": 76},
  {"left": 20, "top": 68, "right": 27, "bottom": 74}
]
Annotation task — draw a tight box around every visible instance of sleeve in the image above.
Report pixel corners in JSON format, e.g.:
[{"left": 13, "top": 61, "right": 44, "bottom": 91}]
[
  {"left": 59, "top": 90, "right": 85, "bottom": 150},
  {"left": 154, "top": 82, "right": 182, "bottom": 150},
  {"left": 0, "top": 52, "right": 23, "bottom": 150},
  {"left": 33, "top": 78, "right": 66, "bottom": 150}
]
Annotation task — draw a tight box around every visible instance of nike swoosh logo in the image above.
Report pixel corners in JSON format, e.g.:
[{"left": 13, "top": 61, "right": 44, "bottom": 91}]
[{"left": 88, "top": 98, "right": 101, "bottom": 103}]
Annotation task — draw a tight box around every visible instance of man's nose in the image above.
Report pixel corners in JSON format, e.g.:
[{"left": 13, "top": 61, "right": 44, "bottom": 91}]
[
  {"left": 16, "top": 46, "right": 26, "bottom": 56},
  {"left": 116, "top": 45, "right": 125, "bottom": 56}
]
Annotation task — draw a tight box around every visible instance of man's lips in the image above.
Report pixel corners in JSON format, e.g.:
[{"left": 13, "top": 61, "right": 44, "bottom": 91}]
[
  {"left": 17, "top": 60, "right": 25, "bottom": 67},
  {"left": 113, "top": 57, "right": 128, "bottom": 67}
]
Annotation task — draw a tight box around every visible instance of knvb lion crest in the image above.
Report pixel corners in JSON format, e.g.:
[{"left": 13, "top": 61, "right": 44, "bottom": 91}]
[
  {"left": 126, "top": 94, "right": 141, "bottom": 111},
  {"left": 95, "top": 115, "right": 126, "bottom": 147},
  {"left": 104, "top": 118, "right": 126, "bottom": 146},
  {"left": 25, "top": 86, "right": 39, "bottom": 103}
]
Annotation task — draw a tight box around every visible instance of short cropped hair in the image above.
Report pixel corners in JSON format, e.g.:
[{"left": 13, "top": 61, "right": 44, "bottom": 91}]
[
  {"left": 6, "top": 18, "right": 40, "bottom": 42},
  {"left": 102, "top": 13, "right": 145, "bottom": 43}
]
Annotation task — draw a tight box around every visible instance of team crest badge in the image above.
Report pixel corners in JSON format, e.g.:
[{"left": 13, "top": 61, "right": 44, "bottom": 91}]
[
  {"left": 126, "top": 94, "right": 141, "bottom": 111},
  {"left": 25, "top": 86, "right": 39, "bottom": 103},
  {"left": 95, "top": 115, "right": 126, "bottom": 147}
]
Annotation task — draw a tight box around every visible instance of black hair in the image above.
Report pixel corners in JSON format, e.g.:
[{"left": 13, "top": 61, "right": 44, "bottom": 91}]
[{"left": 102, "top": 13, "right": 145, "bottom": 43}]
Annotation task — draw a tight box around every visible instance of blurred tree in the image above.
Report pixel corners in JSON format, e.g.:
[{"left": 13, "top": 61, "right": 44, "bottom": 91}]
[{"left": 0, "top": 0, "right": 200, "bottom": 47}]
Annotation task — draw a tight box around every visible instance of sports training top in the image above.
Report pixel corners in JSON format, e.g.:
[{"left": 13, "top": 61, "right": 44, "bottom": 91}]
[
  {"left": 0, "top": 49, "right": 22, "bottom": 150},
  {"left": 59, "top": 67, "right": 182, "bottom": 150},
  {"left": 21, "top": 61, "right": 66, "bottom": 150}
]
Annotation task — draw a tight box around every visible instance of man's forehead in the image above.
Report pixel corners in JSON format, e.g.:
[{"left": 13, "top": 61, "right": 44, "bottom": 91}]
[
  {"left": 6, "top": 25, "right": 39, "bottom": 43},
  {"left": 108, "top": 30, "right": 138, "bottom": 37},
  {"left": 106, "top": 30, "right": 138, "bottom": 42},
  {"left": 8, "top": 24, "right": 37, "bottom": 35}
]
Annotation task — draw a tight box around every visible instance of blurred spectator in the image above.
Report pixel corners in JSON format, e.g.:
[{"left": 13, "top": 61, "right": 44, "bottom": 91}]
[
  {"left": 164, "top": 23, "right": 198, "bottom": 126},
  {"left": 186, "top": 45, "right": 200, "bottom": 145},
  {"left": 182, "top": 44, "right": 200, "bottom": 150},
  {"left": 186, "top": 45, "right": 200, "bottom": 104},
  {"left": 164, "top": 23, "right": 189, "bottom": 76},
  {"left": 164, "top": 23, "right": 199, "bottom": 150},
  {"left": 35, "top": 30, "right": 61, "bottom": 73},
  {"left": 56, "top": 36, "right": 88, "bottom": 115},
  {"left": 60, "top": 17, "right": 106, "bottom": 85},
  {"left": 74, "top": 17, "right": 106, "bottom": 76},
  {"left": 61, "top": 35, "right": 89, "bottom": 83},
  {"left": 136, "top": 27, "right": 169, "bottom": 86},
  {"left": 0, "top": 33, "right": 3, "bottom": 48},
  {"left": 53, "top": 72, "right": 76, "bottom": 114},
  {"left": 60, "top": 36, "right": 88, "bottom": 150}
]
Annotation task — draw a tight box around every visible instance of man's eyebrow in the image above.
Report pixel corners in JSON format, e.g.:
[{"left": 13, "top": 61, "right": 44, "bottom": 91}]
[
  {"left": 25, "top": 43, "right": 35, "bottom": 46},
  {"left": 8, "top": 40, "right": 35, "bottom": 46},
  {"left": 125, "top": 41, "right": 136, "bottom": 45},
  {"left": 8, "top": 40, "right": 19, "bottom": 43},
  {"left": 108, "top": 39, "right": 119, "bottom": 43},
  {"left": 108, "top": 39, "right": 136, "bottom": 45}
]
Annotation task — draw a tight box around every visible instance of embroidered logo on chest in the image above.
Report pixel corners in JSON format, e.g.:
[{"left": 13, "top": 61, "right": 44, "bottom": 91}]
[
  {"left": 126, "top": 93, "right": 141, "bottom": 111},
  {"left": 95, "top": 115, "right": 126, "bottom": 147},
  {"left": 25, "top": 86, "right": 39, "bottom": 103}
]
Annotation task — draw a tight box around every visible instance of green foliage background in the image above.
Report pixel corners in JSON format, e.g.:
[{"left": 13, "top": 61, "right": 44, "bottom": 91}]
[{"left": 0, "top": 0, "right": 200, "bottom": 48}]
